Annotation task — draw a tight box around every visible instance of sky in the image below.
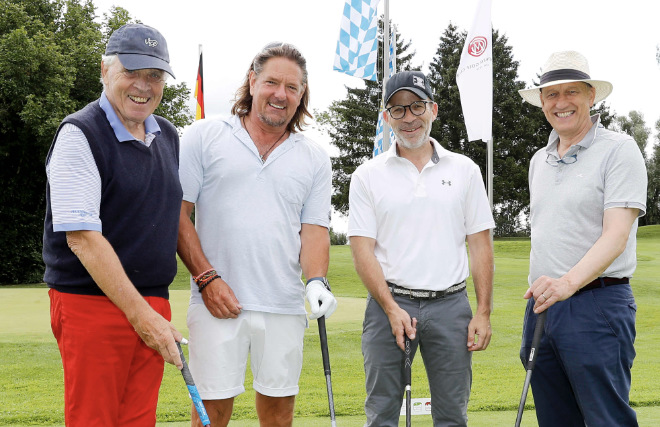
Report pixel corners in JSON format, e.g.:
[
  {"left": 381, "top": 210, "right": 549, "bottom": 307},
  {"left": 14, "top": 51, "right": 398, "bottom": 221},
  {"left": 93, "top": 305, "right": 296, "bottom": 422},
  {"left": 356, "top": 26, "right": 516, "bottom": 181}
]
[{"left": 91, "top": 0, "right": 660, "bottom": 231}]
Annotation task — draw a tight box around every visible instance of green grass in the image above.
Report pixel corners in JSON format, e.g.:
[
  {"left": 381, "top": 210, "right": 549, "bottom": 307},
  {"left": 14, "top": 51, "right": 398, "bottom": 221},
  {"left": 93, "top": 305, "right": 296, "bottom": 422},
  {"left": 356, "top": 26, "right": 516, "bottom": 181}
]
[{"left": 1, "top": 225, "right": 659, "bottom": 425}]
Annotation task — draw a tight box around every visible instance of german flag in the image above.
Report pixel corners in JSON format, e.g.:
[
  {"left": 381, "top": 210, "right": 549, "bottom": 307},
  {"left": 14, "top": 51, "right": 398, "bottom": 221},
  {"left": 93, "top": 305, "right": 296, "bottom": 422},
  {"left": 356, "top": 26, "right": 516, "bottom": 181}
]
[{"left": 195, "top": 48, "right": 205, "bottom": 120}]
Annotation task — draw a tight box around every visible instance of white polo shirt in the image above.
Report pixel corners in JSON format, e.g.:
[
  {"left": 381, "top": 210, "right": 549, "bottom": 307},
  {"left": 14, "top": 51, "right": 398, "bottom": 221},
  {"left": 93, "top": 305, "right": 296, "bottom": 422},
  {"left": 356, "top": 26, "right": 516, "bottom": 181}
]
[
  {"left": 179, "top": 115, "right": 332, "bottom": 314},
  {"left": 348, "top": 138, "right": 495, "bottom": 291}
]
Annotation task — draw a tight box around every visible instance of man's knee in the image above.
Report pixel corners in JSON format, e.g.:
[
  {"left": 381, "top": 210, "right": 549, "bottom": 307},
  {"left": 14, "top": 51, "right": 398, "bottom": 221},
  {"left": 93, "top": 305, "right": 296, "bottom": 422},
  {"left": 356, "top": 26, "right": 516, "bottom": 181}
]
[
  {"left": 193, "top": 399, "right": 233, "bottom": 427},
  {"left": 256, "top": 394, "right": 295, "bottom": 427}
]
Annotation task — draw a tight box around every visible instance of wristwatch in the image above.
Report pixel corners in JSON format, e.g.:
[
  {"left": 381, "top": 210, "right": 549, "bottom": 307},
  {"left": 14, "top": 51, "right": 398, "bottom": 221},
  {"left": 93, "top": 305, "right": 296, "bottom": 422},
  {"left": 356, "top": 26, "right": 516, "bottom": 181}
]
[{"left": 306, "top": 276, "right": 331, "bottom": 291}]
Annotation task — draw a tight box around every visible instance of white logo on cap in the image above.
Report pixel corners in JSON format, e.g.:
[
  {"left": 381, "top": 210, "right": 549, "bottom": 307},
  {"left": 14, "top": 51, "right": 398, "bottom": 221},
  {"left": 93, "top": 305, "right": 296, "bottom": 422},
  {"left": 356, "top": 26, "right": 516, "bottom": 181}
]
[
  {"left": 413, "top": 76, "right": 425, "bottom": 89},
  {"left": 145, "top": 38, "right": 158, "bottom": 48}
]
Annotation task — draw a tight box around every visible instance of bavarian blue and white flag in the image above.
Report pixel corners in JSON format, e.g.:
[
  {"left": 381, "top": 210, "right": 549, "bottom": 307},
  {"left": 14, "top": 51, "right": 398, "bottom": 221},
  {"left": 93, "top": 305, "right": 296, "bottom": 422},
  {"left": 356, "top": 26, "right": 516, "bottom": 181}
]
[
  {"left": 373, "top": 102, "right": 395, "bottom": 156},
  {"left": 334, "top": 0, "right": 380, "bottom": 81}
]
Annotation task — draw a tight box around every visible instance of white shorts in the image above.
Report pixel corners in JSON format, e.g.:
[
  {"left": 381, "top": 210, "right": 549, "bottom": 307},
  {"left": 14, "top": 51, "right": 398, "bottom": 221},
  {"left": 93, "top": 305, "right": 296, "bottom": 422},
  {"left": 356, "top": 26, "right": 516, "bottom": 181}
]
[{"left": 187, "top": 304, "right": 307, "bottom": 399}]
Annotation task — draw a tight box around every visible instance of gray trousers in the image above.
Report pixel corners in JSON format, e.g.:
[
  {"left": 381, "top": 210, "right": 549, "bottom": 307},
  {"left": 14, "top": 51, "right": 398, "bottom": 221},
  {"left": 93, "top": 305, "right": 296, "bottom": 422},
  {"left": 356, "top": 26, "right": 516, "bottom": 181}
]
[{"left": 362, "top": 290, "right": 473, "bottom": 427}]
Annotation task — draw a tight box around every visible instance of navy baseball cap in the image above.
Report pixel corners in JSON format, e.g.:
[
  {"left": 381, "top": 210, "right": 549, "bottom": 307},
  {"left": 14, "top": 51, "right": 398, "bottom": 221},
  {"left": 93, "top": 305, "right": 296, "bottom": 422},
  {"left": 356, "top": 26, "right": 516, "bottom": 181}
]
[
  {"left": 105, "top": 24, "right": 175, "bottom": 78},
  {"left": 384, "top": 71, "right": 434, "bottom": 105}
]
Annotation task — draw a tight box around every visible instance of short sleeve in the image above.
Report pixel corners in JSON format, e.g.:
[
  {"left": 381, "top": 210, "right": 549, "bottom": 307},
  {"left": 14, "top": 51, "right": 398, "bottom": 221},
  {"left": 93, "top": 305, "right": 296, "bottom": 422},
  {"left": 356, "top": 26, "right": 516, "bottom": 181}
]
[
  {"left": 47, "top": 124, "right": 102, "bottom": 232},
  {"left": 347, "top": 167, "right": 378, "bottom": 239},
  {"left": 603, "top": 138, "right": 647, "bottom": 216},
  {"left": 300, "top": 152, "right": 332, "bottom": 227},
  {"left": 179, "top": 122, "right": 205, "bottom": 204}
]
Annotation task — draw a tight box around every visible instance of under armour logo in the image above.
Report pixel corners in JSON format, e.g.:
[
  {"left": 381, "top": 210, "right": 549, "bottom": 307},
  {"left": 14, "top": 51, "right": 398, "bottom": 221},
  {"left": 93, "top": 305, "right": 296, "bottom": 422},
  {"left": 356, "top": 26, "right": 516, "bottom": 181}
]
[
  {"left": 442, "top": 180, "right": 452, "bottom": 186},
  {"left": 145, "top": 38, "right": 158, "bottom": 47}
]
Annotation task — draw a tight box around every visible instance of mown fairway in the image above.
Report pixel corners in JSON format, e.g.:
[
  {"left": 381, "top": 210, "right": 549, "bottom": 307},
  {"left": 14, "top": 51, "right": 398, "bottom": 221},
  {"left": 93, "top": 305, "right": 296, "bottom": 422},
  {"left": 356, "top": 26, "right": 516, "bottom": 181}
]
[{"left": 1, "top": 226, "right": 659, "bottom": 425}]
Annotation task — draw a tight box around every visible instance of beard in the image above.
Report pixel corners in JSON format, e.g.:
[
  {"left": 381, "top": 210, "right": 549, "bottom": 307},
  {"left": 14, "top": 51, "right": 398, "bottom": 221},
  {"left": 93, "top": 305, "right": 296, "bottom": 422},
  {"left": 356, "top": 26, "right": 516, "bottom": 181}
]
[
  {"left": 392, "top": 122, "right": 431, "bottom": 150},
  {"left": 258, "top": 111, "right": 289, "bottom": 128}
]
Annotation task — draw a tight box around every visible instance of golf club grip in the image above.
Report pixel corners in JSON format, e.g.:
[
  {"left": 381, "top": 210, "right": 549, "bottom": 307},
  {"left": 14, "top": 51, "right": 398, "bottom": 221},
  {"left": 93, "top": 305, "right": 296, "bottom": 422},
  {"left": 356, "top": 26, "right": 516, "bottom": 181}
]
[
  {"left": 527, "top": 310, "right": 547, "bottom": 370},
  {"left": 403, "top": 335, "right": 412, "bottom": 386},
  {"left": 404, "top": 335, "right": 412, "bottom": 427},
  {"left": 176, "top": 342, "right": 211, "bottom": 426},
  {"left": 318, "top": 316, "right": 332, "bottom": 375}
]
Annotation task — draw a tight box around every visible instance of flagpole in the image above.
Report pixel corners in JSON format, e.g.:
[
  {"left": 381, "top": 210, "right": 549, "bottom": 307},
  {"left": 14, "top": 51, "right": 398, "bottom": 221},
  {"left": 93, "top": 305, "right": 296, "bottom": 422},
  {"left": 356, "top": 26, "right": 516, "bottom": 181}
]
[
  {"left": 382, "top": 0, "right": 391, "bottom": 152},
  {"left": 488, "top": 138, "right": 493, "bottom": 211}
]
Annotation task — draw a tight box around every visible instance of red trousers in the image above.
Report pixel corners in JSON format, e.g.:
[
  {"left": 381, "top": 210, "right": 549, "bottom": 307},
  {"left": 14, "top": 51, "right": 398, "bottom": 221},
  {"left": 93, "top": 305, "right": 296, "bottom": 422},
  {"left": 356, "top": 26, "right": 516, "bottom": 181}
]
[{"left": 49, "top": 289, "right": 171, "bottom": 427}]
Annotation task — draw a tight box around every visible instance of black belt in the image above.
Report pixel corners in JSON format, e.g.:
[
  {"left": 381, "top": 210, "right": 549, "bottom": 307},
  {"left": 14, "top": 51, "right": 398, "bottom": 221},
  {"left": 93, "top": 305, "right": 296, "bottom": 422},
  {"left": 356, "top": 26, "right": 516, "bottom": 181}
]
[
  {"left": 387, "top": 281, "right": 466, "bottom": 300},
  {"left": 575, "top": 277, "right": 629, "bottom": 294}
]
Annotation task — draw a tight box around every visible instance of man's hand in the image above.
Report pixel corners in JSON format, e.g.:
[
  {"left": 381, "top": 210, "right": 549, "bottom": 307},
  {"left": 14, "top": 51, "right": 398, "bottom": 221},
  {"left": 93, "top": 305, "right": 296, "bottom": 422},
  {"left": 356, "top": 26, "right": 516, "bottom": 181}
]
[
  {"left": 131, "top": 309, "right": 184, "bottom": 369},
  {"left": 467, "top": 312, "right": 491, "bottom": 351},
  {"left": 305, "top": 280, "right": 337, "bottom": 319},
  {"left": 201, "top": 278, "right": 242, "bottom": 319},
  {"left": 525, "top": 276, "right": 578, "bottom": 313},
  {"left": 385, "top": 306, "right": 417, "bottom": 351}
]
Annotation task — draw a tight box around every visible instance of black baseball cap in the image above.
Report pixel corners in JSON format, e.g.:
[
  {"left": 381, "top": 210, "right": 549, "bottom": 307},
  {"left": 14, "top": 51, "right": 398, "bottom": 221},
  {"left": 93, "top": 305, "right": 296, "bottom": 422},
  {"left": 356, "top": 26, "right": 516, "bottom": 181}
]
[
  {"left": 384, "top": 71, "right": 434, "bottom": 105},
  {"left": 105, "top": 23, "right": 175, "bottom": 78}
]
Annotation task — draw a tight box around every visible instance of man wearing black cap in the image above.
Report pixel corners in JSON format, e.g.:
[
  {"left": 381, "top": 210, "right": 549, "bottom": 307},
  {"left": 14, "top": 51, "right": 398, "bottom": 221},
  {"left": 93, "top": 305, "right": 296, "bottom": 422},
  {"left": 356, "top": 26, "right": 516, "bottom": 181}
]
[
  {"left": 43, "top": 23, "right": 184, "bottom": 426},
  {"left": 348, "top": 70, "right": 495, "bottom": 426},
  {"left": 519, "top": 51, "right": 646, "bottom": 426}
]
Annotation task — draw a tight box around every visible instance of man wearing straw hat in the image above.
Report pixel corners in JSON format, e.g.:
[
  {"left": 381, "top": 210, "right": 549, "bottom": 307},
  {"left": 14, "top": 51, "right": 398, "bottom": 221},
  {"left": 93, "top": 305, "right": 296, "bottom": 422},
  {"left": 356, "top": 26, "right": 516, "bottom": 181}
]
[{"left": 518, "top": 51, "right": 647, "bottom": 426}]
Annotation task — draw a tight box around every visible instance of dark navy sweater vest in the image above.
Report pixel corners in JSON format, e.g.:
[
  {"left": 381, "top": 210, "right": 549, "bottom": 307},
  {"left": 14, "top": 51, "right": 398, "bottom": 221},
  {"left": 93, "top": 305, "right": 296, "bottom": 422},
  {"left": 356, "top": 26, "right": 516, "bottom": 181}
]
[{"left": 42, "top": 99, "right": 182, "bottom": 298}]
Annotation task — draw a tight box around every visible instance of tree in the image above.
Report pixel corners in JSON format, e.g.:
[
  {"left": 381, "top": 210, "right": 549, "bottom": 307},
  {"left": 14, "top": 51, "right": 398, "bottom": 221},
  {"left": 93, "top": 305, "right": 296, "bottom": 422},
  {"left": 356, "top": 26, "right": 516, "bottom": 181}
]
[
  {"left": 317, "top": 19, "right": 414, "bottom": 215},
  {"left": 612, "top": 110, "right": 650, "bottom": 161},
  {"left": 642, "top": 119, "right": 660, "bottom": 225},
  {"left": 0, "top": 0, "right": 192, "bottom": 284}
]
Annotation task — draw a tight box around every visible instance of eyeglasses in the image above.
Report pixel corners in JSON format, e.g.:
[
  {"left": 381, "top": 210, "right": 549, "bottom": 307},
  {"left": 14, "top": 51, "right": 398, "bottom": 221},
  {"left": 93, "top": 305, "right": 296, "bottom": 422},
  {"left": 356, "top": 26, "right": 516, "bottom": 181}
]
[
  {"left": 386, "top": 101, "right": 433, "bottom": 120},
  {"left": 545, "top": 153, "right": 578, "bottom": 167}
]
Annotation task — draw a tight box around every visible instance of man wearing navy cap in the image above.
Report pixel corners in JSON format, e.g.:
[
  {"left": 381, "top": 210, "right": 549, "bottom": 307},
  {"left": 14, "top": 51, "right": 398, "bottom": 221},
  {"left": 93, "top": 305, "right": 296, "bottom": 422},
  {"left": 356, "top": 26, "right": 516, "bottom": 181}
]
[
  {"left": 348, "top": 70, "right": 495, "bottom": 426},
  {"left": 43, "top": 23, "right": 183, "bottom": 426}
]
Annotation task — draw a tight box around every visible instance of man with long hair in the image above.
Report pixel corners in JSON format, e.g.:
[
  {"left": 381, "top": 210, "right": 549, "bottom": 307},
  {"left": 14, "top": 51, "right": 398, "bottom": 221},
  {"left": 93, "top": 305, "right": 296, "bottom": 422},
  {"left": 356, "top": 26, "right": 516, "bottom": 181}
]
[{"left": 177, "top": 42, "right": 337, "bottom": 427}]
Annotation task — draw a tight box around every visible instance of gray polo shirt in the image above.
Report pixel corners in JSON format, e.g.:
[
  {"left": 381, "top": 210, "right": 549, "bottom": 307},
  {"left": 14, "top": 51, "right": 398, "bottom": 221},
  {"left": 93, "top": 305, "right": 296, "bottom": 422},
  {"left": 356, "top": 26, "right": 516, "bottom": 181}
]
[{"left": 528, "top": 115, "right": 647, "bottom": 285}]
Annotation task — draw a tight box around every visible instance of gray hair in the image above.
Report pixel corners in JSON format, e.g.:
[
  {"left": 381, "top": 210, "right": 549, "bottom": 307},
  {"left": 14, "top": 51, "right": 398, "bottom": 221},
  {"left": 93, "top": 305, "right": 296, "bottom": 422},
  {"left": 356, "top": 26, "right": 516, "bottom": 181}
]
[
  {"left": 100, "top": 55, "right": 117, "bottom": 89},
  {"left": 99, "top": 54, "right": 169, "bottom": 90}
]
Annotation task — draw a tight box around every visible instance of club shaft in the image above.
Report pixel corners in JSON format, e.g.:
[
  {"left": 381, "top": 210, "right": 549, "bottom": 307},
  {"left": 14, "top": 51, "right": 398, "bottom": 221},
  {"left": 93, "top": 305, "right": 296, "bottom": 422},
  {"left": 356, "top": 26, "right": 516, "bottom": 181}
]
[
  {"left": 514, "top": 370, "right": 532, "bottom": 427},
  {"left": 318, "top": 316, "right": 336, "bottom": 425},
  {"left": 406, "top": 386, "right": 411, "bottom": 427},
  {"left": 514, "top": 310, "right": 547, "bottom": 427},
  {"left": 325, "top": 374, "right": 337, "bottom": 425}
]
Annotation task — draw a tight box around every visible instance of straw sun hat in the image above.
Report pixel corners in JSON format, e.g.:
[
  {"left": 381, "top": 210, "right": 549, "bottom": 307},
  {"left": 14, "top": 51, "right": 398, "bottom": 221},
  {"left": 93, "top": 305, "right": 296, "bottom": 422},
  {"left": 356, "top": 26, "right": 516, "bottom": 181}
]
[{"left": 518, "top": 51, "right": 612, "bottom": 108}]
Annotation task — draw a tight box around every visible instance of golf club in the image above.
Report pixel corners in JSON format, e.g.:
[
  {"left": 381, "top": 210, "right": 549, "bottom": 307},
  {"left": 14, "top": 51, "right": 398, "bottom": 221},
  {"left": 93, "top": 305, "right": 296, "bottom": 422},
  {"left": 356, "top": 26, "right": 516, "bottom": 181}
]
[
  {"left": 404, "top": 335, "right": 412, "bottom": 427},
  {"left": 514, "top": 309, "right": 548, "bottom": 427},
  {"left": 317, "top": 315, "right": 337, "bottom": 427},
  {"left": 176, "top": 340, "right": 211, "bottom": 427},
  {"left": 317, "top": 316, "right": 337, "bottom": 427}
]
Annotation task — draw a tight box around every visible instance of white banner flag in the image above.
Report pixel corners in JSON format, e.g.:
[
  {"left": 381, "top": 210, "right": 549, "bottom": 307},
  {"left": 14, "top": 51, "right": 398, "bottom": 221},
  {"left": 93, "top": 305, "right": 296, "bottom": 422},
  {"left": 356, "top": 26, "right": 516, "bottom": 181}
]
[{"left": 456, "top": 0, "right": 493, "bottom": 142}]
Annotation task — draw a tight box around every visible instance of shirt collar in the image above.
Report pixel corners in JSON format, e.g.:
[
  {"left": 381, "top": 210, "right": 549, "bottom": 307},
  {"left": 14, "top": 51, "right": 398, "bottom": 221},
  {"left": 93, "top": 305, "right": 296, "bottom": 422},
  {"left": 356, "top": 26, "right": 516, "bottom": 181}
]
[
  {"left": 384, "top": 137, "right": 449, "bottom": 165},
  {"left": 100, "top": 92, "right": 161, "bottom": 143},
  {"left": 229, "top": 114, "right": 301, "bottom": 145},
  {"left": 545, "top": 114, "right": 601, "bottom": 156}
]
